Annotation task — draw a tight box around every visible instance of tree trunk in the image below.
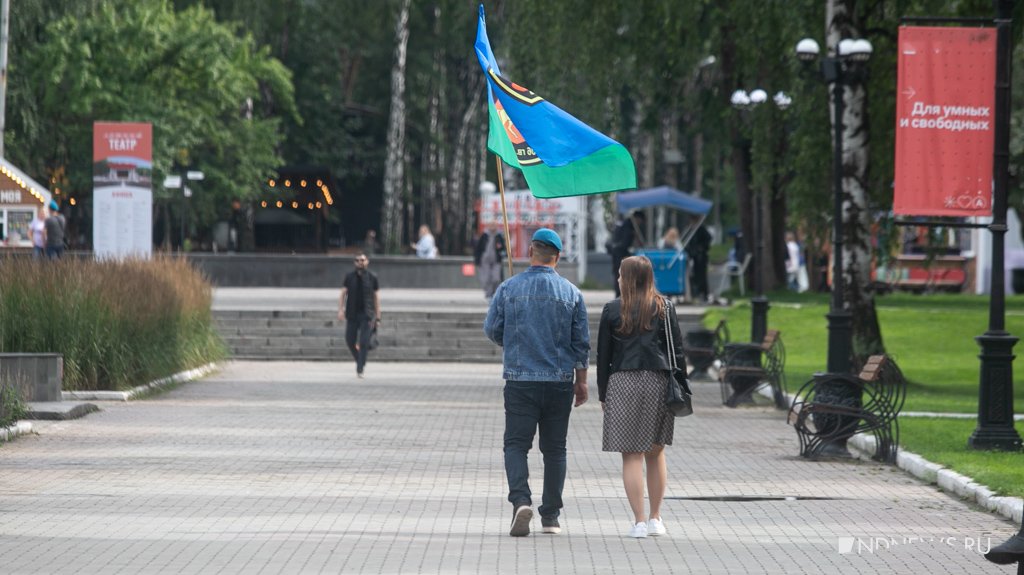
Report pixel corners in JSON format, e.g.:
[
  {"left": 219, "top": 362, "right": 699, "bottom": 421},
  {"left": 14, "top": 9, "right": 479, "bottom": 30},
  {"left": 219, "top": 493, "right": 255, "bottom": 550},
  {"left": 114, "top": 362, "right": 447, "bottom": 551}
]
[
  {"left": 828, "top": 0, "right": 885, "bottom": 361},
  {"left": 447, "top": 76, "right": 482, "bottom": 255},
  {"left": 427, "top": 5, "right": 448, "bottom": 251},
  {"left": 720, "top": 21, "right": 754, "bottom": 278},
  {"left": 381, "top": 0, "right": 411, "bottom": 254}
]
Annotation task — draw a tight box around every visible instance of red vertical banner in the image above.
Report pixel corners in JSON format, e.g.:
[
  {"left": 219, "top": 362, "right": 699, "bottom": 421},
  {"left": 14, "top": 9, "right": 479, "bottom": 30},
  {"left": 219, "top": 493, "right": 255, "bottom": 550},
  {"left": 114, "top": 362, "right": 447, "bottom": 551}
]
[{"left": 894, "top": 27, "right": 996, "bottom": 216}]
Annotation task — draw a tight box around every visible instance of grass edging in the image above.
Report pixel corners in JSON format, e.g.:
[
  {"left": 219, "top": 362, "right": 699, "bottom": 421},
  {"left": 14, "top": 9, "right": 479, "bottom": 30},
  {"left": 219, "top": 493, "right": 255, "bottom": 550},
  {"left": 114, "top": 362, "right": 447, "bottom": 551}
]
[
  {"left": 848, "top": 433, "right": 1023, "bottom": 524},
  {"left": 753, "top": 385, "right": 1023, "bottom": 525},
  {"left": 62, "top": 362, "right": 220, "bottom": 402}
]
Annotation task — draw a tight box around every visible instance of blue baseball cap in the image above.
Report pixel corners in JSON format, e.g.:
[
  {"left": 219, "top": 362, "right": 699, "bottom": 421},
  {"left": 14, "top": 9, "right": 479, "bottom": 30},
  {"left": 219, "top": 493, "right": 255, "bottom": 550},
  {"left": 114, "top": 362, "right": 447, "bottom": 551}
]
[
  {"left": 48, "top": 200, "right": 59, "bottom": 211},
  {"left": 532, "top": 228, "right": 563, "bottom": 251}
]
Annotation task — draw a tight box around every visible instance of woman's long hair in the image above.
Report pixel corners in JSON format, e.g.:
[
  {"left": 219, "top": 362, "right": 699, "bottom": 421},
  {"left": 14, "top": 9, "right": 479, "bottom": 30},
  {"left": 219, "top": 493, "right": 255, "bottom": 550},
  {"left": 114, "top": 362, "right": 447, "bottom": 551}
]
[{"left": 616, "top": 255, "right": 664, "bottom": 336}]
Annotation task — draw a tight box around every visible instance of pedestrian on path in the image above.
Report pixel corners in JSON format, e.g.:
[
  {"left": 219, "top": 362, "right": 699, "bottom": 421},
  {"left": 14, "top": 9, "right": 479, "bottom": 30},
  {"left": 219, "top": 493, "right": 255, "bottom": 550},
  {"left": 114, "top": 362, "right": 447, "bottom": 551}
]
[
  {"left": 30, "top": 205, "right": 47, "bottom": 259},
  {"left": 596, "top": 255, "right": 683, "bottom": 539},
  {"left": 484, "top": 228, "right": 590, "bottom": 538},
  {"left": 473, "top": 227, "right": 506, "bottom": 301},
  {"left": 608, "top": 211, "right": 645, "bottom": 297},
  {"left": 44, "top": 200, "right": 66, "bottom": 259},
  {"left": 686, "top": 219, "right": 712, "bottom": 303},
  {"left": 338, "top": 253, "right": 380, "bottom": 378}
]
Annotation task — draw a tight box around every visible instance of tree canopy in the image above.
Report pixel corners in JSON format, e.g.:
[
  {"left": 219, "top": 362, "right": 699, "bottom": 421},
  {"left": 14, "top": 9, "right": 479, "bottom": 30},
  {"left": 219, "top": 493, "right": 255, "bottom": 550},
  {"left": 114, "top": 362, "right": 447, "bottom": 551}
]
[
  {"left": 6, "top": 0, "right": 1024, "bottom": 261},
  {"left": 8, "top": 0, "right": 295, "bottom": 246}
]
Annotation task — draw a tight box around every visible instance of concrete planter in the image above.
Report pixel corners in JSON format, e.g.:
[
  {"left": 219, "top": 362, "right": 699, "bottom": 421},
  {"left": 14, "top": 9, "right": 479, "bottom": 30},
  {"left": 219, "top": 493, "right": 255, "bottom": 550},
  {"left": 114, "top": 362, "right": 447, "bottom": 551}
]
[{"left": 0, "top": 353, "right": 63, "bottom": 402}]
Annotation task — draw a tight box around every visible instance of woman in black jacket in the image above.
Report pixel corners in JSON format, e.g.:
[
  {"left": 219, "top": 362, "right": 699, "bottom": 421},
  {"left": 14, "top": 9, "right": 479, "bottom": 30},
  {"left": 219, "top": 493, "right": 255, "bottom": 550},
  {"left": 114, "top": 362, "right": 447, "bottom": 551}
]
[{"left": 597, "top": 255, "right": 685, "bottom": 539}]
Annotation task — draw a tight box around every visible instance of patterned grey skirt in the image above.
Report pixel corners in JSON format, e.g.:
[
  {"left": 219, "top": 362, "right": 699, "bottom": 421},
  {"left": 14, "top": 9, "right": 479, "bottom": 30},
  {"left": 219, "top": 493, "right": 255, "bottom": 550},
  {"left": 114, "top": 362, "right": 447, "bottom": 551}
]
[{"left": 603, "top": 369, "right": 675, "bottom": 452}]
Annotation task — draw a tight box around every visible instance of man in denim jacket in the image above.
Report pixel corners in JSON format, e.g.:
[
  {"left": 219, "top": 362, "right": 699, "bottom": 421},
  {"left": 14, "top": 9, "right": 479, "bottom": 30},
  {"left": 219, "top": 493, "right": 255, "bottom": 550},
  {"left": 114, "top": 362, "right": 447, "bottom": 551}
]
[{"left": 484, "top": 228, "right": 590, "bottom": 537}]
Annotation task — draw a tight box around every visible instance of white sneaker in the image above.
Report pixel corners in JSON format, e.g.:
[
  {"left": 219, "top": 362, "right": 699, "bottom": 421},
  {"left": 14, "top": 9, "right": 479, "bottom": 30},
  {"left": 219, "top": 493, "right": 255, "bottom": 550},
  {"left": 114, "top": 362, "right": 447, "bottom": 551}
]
[
  {"left": 647, "top": 517, "right": 666, "bottom": 536},
  {"left": 628, "top": 522, "right": 648, "bottom": 538}
]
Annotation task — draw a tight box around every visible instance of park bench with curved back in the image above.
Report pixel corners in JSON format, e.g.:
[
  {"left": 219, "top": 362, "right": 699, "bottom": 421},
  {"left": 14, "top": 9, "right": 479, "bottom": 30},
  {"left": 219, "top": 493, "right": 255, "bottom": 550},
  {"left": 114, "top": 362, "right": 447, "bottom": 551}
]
[
  {"left": 717, "top": 329, "right": 787, "bottom": 409},
  {"left": 788, "top": 355, "right": 907, "bottom": 463},
  {"left": 682, "top": 319, "right": 730, "bottom": 379}
]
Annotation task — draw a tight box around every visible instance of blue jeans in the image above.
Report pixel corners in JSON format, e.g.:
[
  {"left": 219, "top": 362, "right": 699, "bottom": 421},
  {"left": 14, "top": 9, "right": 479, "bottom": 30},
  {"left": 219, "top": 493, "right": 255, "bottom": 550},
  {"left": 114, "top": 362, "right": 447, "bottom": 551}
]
[
  {"left": 45, "top": 245, "right": 64, "bottom": 260},
  {"left": 503, "top": 380, "right": 574, "bottom": 519}
]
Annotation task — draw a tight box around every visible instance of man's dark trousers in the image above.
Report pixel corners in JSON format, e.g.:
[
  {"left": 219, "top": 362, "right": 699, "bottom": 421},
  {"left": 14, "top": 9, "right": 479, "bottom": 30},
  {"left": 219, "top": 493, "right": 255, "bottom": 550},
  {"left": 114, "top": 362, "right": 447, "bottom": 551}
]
[
  {"left": 503, "top": 380, "right": 574, "bottom": 520},
  {"left": 345, "top": 314, "right": 373, "bottom": 374}
]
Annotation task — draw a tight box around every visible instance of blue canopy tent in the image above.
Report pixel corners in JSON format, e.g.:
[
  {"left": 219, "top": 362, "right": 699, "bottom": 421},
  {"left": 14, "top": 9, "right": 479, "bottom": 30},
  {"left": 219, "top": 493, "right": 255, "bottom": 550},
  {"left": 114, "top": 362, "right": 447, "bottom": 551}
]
[
  {"left": 616, "top": 186, "right": 714, "bottom": 297},
  {"left": 617, "top": 186, "right": 713, "bottom": 217},
  {"left": 617, "top": 186, "right": 713, "bottom": 248}
]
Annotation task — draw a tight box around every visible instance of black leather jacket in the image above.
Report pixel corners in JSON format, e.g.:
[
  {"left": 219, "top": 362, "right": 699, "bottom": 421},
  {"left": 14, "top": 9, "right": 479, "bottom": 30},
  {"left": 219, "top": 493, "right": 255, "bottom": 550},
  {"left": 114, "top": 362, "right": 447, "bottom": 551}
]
[{"left": 596, "top": 298, "right": 685, "bottom": 402}]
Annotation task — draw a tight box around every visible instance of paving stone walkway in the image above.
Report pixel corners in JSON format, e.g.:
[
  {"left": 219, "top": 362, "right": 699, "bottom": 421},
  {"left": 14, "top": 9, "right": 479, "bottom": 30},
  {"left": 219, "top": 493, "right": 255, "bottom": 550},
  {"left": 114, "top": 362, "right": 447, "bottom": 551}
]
[{"left": 0, "top": 361, "right": 1017, "bottom": 574}]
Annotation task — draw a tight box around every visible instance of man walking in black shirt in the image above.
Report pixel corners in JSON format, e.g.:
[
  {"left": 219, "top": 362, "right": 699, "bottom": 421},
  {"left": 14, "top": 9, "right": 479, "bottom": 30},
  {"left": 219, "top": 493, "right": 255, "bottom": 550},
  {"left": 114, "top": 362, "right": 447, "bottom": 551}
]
[{"left": 338, "top": 254, "right": 380, "bottom": 377}]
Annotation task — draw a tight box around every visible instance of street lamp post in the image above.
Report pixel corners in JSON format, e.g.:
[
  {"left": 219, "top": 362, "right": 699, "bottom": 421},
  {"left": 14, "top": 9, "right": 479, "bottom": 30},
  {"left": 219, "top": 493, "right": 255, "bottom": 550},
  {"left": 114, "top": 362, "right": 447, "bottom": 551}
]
[
  {"left": 796, "top": 37, "right": 872, "bottom": 374},
  {"left": 183, "top": 170, "right": 204, "bottom": 252},
  {"left": 796, "top": 35, "right": 872, "bottom": 456},
  {"left": 164, "top": 169, "right": 204, "bottom": 252},
  {"left": 969, "top": 0, "right": 1021, "bottom": 452},
  {"left": 730, "top": 88, "right": 792, "bottom": 343}
]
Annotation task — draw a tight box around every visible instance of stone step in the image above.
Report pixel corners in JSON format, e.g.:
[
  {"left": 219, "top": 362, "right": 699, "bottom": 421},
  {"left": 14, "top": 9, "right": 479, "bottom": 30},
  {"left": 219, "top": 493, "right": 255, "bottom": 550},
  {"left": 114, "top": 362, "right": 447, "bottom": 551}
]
[{"left": 213, "top": 307, "right": 703, "bottom": 362}]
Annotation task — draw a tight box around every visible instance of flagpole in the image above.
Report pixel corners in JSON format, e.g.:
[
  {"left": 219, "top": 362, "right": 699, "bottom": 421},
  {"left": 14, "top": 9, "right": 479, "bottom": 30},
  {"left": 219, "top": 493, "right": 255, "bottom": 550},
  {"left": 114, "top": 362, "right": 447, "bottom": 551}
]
[{"left": 495, "top": 156, "right": 514, "bottom": 278}]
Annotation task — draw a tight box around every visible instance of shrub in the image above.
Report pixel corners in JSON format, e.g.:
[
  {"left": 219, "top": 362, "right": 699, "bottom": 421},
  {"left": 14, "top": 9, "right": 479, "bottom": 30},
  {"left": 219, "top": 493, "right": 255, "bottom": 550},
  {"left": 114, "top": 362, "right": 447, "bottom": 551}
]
[
  {"left": 0, "top": 256, "right": 226, "bottom": 391},
  {"left": 0, "top": 377, "right": 27, "bottom": 429}
]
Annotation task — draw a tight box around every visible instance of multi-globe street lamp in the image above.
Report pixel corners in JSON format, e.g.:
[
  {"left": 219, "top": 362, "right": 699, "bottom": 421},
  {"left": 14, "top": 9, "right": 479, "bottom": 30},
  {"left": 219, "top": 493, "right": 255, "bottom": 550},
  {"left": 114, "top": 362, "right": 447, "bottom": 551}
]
[
  {"left": 795, "top": 36, "right": 871, "bottom": 375},
  {"left": 729, "top": 88, "right": 792, "bottom": 343},
  {"left": 794, "top": 34, "right": 872, "bottom": 455}
]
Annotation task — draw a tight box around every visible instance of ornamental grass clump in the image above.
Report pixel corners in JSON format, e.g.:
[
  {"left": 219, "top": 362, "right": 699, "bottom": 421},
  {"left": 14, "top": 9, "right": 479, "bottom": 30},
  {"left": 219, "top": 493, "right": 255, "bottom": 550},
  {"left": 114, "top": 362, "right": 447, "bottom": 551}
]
[
  {"left": 0, "top": 256, "right": 225, "bottom": 391},
  {"left": 0, "top": 377, "right": 27, "bottom": 430}
]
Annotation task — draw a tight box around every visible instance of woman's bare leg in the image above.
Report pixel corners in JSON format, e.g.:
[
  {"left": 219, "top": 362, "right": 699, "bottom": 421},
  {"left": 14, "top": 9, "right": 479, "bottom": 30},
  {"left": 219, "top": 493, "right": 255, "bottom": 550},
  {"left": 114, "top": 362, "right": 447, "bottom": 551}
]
[
  {"left": 622, "top": 452, "right": 646, "bottom": 523},
  {"left": 645, "top": 445, "right": 667, "bottom": 519}
]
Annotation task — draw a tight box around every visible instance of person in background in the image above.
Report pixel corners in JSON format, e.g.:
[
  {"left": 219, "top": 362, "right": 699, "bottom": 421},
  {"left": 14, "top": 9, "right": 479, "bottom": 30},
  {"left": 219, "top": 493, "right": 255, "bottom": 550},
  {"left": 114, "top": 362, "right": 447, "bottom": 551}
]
[
  {"left": 657, "top": 227, "right": 681, "bottom": 251},
  {"left": 30, "top": 205, "right": 47, "bottom": 259},
  {"left": 44, "top": 200, "right": 66, "bottom": 260},
  {"left": 474, "top": 227, "right": 506, "bottom": 301},
  {"left": 685, "top": 220, "right": 712, "bottom": 303},
  {"left": 608, "top": 211, "right": 645, "bottom": 297},
  {"left": 413, "top": 224, "right": 439, "bottom": 258},
  {"left": 597, "top": 255, "right": 683, "bottom": 538},
  {"left": 338, "top": 254, "right": 381, "bottom": 378},
  {"left": 484, "top": 228, "right": 590, "bottom": 538},
  {"left": 785, "top": 231, "right": 801, "bottom": 291},
  {"left": 364, "top": 229, "right": 379, "bottom": 256}
]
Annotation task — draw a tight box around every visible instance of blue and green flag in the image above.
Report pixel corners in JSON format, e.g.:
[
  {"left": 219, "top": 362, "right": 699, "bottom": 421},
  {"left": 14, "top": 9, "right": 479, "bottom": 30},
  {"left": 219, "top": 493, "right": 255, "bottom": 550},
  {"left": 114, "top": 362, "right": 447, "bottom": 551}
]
[{"left": 474, "top": 5, "right": 637, "bottom": 199}]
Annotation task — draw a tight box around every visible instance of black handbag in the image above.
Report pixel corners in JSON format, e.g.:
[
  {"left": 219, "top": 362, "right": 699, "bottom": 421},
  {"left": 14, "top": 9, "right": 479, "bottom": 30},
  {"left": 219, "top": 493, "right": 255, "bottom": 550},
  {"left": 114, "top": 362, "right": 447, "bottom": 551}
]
[{"left": 662, "top": 299, "right": 694, "bottom": 417}]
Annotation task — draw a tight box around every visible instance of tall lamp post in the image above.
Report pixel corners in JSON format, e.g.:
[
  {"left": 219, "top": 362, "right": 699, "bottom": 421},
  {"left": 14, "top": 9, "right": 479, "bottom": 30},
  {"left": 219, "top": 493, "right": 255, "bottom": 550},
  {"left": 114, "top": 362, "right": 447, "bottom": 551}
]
[
  {"left": 795, "top": 35, "right": 872, "bottom": 456},
  {"left": 730, "top": 89, "right": 792, "bottom": 343},
  {"left": 795, "top": 37, "right": 872, "bottom": 375},
  {"left": 163, "top": 169, "right": 204, "bottom": 252},
  {"left": 970, "top": 0, "right": 1021, "bottom": 451}
]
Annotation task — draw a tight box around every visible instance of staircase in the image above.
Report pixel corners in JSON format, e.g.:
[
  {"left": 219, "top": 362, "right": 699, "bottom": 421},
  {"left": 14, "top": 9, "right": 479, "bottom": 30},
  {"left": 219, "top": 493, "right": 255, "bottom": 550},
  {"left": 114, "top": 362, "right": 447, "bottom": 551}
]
[{"left": 214, "top": 305, "right": 704, "bottom": 362}]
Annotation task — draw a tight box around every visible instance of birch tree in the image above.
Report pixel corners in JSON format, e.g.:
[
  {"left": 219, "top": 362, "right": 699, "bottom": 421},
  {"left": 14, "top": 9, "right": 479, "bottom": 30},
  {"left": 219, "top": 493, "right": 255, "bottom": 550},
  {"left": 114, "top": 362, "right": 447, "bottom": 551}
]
[
  {"left": 827, "top": 0, "right": 884, "bottom": 360},
  {"left": 381, "top": 0, "right": 411, "bottom": 254}
]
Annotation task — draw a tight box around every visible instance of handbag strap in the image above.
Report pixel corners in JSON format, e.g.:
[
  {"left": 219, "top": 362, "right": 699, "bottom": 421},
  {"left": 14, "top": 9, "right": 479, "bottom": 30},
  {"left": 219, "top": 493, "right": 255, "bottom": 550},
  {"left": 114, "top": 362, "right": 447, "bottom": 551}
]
[{"left": 662, "top": 298, "right": 677, "bottom": 371}]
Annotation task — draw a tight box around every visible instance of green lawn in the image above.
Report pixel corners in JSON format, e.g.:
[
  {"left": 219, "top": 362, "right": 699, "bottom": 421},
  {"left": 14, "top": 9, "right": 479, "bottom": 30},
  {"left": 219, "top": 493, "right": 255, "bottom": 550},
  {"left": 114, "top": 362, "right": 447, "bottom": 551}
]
[
  {"left": 702, "top": 291, "right": 1024, "bottom": 496},
  {"left": 703, "top": 291, "right": 1024, "bottom": 413},
  {"left": 898, "top": 418, "right": 1024, "bottom": 498}
]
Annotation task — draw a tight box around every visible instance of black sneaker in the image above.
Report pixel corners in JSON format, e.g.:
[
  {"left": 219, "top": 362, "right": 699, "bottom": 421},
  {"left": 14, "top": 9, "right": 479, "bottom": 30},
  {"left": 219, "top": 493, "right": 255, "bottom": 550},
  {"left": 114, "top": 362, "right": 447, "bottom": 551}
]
[
  {"left": 541, "top": 516, "right": 561, "bottom": 534},
  {"left": 509, "top": 505, "right": 533, "bottom": 537}
]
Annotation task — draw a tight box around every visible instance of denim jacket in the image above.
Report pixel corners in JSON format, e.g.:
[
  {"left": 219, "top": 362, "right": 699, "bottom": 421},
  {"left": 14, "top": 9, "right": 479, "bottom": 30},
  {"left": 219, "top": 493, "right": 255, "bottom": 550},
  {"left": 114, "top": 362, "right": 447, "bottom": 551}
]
[{"left": 484, "top": 265, "right": 590, "bottom": 382}]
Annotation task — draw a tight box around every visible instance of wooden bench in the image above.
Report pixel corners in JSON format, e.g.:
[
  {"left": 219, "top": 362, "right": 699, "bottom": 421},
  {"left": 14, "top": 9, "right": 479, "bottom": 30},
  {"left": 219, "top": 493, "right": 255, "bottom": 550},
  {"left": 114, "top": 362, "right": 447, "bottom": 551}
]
[
  {"left": 682, "top": 319, "right": 730, "bottom": 379},
  {"left": 717, "top": 329, "right": 786, "bottom": 409},
  {"left": 788, "top": 355, "right": 907, "bottom": 463}
]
